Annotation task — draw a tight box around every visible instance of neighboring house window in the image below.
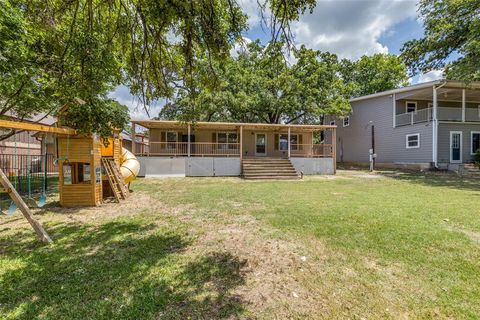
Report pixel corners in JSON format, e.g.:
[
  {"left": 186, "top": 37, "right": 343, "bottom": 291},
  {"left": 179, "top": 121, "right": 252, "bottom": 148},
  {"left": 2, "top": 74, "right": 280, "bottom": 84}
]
[
  {"left": 406, "top": 101, "right": 417, "bottom": 113},
  {"left": 471, "top": 131, "right": 480, "bottom": 154},
  {"left": 343, "top": 116, "right": 350, "bottom": 127},
  {"left": 217, "top": 132, "right": 238, "bottom": 149},
  {"left": 166, "top": 131, "right": 177, "bottom": 149},
  {"left": 406, "top": 133, "right": 420, "bottom": 149},
  {"left": 279, "top": 134, "right": 299, "bottom": 151}
]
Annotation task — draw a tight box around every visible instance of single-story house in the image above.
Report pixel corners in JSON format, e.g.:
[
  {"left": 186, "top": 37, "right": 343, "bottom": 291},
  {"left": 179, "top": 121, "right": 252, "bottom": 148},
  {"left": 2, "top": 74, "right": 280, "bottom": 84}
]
[
  {"left": 130, "top": 120, "right": 336, "bottom": 179},
  {"left": 328, "top": 80, "right": 480, "bottom": 171}
]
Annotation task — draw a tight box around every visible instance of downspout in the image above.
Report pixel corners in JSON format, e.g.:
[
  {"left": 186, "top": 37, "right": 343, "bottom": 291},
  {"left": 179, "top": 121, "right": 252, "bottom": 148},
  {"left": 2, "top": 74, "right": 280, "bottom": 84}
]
[{"left": 432, "top": 81, "right": 447, "bottom": 168}]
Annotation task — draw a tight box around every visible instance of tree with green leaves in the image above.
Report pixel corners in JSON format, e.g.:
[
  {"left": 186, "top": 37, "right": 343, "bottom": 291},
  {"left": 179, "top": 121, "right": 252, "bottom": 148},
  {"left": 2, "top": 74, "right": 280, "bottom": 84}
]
[
  {"left": 401, "top": 0, "right": 480, "bottom": 81},
  {"left": 159, "top": 41, "right": 351, "bottom": 124},
  {"left": 340, "top": 53, "right": 409, "bottom": 98},
  {"left": 1, "top": 0, "right": 316, "bottom": 139}
]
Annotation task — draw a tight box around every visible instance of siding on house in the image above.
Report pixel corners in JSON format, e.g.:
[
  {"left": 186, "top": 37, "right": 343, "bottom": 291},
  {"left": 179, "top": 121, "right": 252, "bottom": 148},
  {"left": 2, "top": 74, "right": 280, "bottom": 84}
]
[
  {"left": 437, "top": 123, "right": 480, "bottom": 164},
  {"left": 332, "top": 95, "right": 433, "bottom": 165}
]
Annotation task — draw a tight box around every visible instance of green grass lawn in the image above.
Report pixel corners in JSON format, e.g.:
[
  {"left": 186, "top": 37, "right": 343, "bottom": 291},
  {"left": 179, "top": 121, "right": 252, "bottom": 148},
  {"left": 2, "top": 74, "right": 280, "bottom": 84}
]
[{"left": 1, "top": 170, "right": 480, "bottom": 319}]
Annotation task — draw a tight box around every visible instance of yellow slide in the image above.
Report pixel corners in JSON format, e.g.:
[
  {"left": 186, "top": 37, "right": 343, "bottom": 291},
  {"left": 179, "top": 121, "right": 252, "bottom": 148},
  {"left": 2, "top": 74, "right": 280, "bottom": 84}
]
[{"left": 119, "top": 147, "right": 140, "bottom": 183}]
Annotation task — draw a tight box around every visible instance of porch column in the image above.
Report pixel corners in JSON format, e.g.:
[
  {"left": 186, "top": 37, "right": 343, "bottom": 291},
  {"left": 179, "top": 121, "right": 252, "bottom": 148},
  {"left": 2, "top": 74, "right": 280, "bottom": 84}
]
[
  {"left": 187, "top": 124, "right": 191, "bottom": 157},
  {"left": 462, "top": 89, "right": 466, "bottom": 122},
  {"left": 333, "top": 127, "right": 337, "bottom": 174},
  {"left": 147, "top": 129, "right": 150, "bottom": 156},
  {"left": 392, "top": 93, "right": 396, "bottom": 128},
  {"left": 287, "top": 126, "right": 291, "bottom": 158},
  {"left": 432, "top": 86, "right": 438, "bottom": 166},
  {"left": 131, "top": 122, "right": 136, "bottom": 155},
  {"left": 239, "top": 126, "right": 243, "bottom": 160}
]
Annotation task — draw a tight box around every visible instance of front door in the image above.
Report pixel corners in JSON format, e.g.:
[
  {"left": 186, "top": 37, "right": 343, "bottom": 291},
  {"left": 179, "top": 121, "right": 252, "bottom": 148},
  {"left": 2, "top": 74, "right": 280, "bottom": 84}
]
[
  {"left": 450, "top": 131, "right": 462, "bottom": 163},
  {"left": 255, "top": 133, "right": 266, "bottom": 156}
]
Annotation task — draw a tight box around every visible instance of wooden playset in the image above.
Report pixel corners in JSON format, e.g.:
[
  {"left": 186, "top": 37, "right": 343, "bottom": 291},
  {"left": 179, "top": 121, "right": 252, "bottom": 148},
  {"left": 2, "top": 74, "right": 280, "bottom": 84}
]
[{"left": 0, "top": 119, "right": 140, "bottom": 243}]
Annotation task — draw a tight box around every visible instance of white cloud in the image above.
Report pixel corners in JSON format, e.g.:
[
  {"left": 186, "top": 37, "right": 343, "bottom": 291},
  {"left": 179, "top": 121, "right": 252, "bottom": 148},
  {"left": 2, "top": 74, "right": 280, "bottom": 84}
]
[
  {"left": 230, "top": 36, "right": 253, "bottom": 57},
  {"left": 238, "top": 0, "right": 266, "bottom": 28},
  {"left": 109, "top": 85, "right": 165, "bottom": 120},
  {"left": 291, "top": 0, "right": 418, "bottom": 60},
  {"left": 417, "top": 70, "right": 444, "bottom": 83}
]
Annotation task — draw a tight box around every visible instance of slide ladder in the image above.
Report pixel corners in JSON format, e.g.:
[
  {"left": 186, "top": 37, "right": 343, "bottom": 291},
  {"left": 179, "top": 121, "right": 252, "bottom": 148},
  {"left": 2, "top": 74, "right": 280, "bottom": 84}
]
[{"left": 102, "top": 158, "right": 128, "bottom": 202}]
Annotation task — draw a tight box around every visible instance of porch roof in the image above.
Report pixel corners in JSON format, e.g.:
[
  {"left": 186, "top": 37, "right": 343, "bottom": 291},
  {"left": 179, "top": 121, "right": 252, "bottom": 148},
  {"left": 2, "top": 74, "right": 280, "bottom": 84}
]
[
  {"left": 131, "top": 120, "right": 335, "bottom": 132},
  {"left": 350, "top": 80, "right": 480, "bottom": 103}
]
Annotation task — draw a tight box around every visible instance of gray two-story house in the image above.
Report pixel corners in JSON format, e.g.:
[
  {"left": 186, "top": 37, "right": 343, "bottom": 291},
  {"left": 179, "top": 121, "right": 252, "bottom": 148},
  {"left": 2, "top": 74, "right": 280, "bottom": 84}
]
[{"left": 330, "top": 80, "right": 480, "bottom": 170}]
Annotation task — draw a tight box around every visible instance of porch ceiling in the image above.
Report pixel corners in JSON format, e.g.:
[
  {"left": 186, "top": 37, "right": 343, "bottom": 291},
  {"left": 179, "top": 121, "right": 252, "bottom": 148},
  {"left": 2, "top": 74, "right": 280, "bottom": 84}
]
[
  {"left": 397, "top": 86, "right": 480, "bottom": 102},
  {"left": 131, "top": 120, "right": 334, "bottom": 132}
]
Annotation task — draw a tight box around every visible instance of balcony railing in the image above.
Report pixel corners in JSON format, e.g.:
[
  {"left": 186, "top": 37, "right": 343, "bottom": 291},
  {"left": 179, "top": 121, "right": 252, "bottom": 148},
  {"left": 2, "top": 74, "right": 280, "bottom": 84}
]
[
  {"left": 396, "top": 108, "right": 433, "bottom": 126},
  {"left": 395, "top": 107, "right": 480, "bottom": 127}
]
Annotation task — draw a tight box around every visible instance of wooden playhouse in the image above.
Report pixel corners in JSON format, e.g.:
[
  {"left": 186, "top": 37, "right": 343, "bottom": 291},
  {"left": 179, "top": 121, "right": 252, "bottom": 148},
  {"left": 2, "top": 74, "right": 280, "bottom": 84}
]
[{"left": 57, "top": 134, "right": 128, "bottom": 207}]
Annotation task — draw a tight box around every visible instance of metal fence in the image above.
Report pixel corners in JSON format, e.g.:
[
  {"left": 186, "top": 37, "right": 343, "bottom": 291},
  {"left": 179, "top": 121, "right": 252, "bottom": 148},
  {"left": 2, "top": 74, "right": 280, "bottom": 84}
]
[{"left": 0, "top": 153, "right": 58, "bottom": 198}]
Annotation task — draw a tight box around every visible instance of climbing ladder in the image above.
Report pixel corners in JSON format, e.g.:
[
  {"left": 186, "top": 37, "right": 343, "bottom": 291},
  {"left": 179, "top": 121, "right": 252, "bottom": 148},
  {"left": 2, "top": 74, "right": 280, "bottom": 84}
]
[{"left": 101, "top": 158, "right": 128, "bottom": 202}]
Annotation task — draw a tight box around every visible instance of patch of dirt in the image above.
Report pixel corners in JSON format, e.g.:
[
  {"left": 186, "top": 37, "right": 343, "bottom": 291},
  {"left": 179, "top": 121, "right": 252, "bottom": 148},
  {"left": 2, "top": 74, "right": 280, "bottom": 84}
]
[{"left": 447, "top": 226, "right": 480, "bottom": 244}]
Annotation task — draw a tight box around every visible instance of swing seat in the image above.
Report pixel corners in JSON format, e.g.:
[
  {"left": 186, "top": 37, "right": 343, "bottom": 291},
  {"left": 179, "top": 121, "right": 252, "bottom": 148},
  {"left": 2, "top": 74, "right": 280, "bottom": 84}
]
[
  {"left": 7, "top": 202, "right": 16, "bottom": 215},
  {"left": 38, "top": 194, "right": 47, "bottom": 207}
]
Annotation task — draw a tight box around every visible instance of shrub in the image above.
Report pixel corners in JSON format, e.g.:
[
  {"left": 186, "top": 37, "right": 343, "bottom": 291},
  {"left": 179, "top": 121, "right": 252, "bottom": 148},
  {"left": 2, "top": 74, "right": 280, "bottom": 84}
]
[{"left": 475, "top": 149, "right": 480, "bottom": 167}]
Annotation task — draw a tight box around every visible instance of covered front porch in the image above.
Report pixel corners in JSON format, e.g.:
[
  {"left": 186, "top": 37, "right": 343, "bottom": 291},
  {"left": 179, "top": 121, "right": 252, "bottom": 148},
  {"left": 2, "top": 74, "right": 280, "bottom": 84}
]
[
  {"left": 130, "top": 121, "right": 337, "bottom": 177},
  {"left": 131, "top": 121, "right": 336, "bottom": 159},
  {"left": 393, "top": 81, "right": 480, "bottom": 127}
]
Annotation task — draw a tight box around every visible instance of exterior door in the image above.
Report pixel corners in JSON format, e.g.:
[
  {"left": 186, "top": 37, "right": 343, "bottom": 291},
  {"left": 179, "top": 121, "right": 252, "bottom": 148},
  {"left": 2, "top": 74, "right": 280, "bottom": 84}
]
[
  {"left": 450, "top": 131, "right": 462, "bottom": 163},
  {"left": 255, "top": 133, "right": 267, "bottom": 156}
]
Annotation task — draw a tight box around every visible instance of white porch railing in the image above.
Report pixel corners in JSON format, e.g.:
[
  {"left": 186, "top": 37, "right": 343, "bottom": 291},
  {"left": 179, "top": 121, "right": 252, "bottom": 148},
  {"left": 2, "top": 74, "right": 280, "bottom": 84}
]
[
  {"left": 396, "top": 108, "right": 433, "bottom": 126},
  {"left": 395, "top": 106, "right": 480, "bottom": 127},
  {"left": 465, "top": 108, "right": 480, "bottom": 122},
  {"left": 437, "top": 107, "right": 463, "bottom": 121}
]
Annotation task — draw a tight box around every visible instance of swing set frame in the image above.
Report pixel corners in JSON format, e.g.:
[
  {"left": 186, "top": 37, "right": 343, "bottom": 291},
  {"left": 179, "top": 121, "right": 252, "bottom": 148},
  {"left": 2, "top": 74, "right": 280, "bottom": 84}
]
[{"left": 0, "top": 119, "right": 77, "bottom": 243}]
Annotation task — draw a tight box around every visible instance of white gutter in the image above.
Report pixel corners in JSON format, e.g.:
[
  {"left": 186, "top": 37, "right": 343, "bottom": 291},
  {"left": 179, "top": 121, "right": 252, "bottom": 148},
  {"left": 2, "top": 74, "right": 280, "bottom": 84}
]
[{"left": 349, "top": 80, "right": 443, "bottom": 103}]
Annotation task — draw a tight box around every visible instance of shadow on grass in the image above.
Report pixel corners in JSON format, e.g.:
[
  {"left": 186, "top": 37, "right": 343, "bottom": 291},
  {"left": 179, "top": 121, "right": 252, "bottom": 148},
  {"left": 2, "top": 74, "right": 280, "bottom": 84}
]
[
  {"left": 0, "top": 220, "right": 247, "bottom": 319},
  {"left": 378, "top": 169, "right": 480, "bottom": 192}
]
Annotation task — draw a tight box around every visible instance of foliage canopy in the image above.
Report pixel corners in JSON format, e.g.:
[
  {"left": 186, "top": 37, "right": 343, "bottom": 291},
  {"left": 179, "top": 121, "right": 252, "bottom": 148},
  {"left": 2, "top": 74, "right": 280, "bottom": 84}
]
[
  {"left": 0, "top": 0, "right": 315, "bottom": 138},
  {"left": 401, "top": 0, "right": 480, "bottom": 81},
  {"left": 159, "top": 41, "right": 352, "bottom": 124}
]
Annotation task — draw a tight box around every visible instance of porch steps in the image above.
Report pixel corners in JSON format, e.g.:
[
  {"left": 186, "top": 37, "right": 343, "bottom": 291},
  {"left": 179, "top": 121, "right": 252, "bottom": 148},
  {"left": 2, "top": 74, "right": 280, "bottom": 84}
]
[
  {"left": 461, "top": 163, "right": 480, "bottom": 178},
  {"left": 242, "top": 157, "right": 300, "bottom": 180}
]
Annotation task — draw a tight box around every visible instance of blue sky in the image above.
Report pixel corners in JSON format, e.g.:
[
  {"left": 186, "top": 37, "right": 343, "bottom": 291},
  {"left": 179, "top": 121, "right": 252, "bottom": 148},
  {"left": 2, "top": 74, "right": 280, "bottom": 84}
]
[{"left": 114, "top": 0, "right": 444, "bottom": 119}]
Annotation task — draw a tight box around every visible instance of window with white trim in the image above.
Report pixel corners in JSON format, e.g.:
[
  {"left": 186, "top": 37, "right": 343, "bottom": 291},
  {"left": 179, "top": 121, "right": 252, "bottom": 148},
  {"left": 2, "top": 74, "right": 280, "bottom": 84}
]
[
  {"left": 405, "top": 101, "right": 417, "bottom": 113},
  {"left": 279, "top": 134, "right": 299, "bottom": 151},
  {"left": 471, "top": 131, "right": 480, "bottom": 155},
  {"left": 343, "top": 116, "right": 350, "bottom": 127},
  {"left": 217, "top": 132, "right": 238, "bottom": 149},
  {"left": 406, "top": 133, "right": 420, "bottom": 149}
]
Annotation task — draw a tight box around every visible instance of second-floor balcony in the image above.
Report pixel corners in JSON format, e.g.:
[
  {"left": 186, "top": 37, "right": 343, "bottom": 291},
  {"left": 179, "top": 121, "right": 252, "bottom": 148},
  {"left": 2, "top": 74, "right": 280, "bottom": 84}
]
[{"left": 395, "top": 107, "right": 480, "bottom": 127}]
